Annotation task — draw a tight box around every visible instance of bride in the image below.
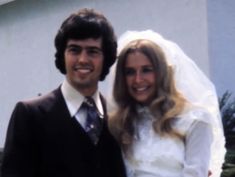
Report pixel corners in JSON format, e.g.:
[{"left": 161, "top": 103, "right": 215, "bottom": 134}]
[{"left": 106, "top": 30, "right": 225, "bottom": 177}]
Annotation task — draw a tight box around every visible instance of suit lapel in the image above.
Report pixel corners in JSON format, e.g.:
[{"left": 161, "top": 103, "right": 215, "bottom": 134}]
[{"left": 47, "top": 87, "right": 87, "bottom": 135}]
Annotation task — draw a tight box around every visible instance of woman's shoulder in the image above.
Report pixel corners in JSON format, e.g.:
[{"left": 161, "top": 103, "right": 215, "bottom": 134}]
[
  {"left": 180, "top": 105, "right": 211, "bottom": 122},
  {"left": 174, "top": 105, "right": 212, "bottom": 133}
]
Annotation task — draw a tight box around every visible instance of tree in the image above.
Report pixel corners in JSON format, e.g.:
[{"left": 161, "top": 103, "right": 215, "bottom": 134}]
[{"left": 219, "top": 91, "right": 235, "bottom": 177}]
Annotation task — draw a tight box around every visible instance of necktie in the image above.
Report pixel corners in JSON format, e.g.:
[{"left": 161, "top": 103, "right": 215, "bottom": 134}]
[{"left": 82, "top": 97, "right": 102, "bottom": 144}]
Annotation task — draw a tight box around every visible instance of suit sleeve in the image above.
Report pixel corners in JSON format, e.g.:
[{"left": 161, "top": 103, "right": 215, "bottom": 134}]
[{"left": 1, "top": 102, "right": 40, "bottom": 177}]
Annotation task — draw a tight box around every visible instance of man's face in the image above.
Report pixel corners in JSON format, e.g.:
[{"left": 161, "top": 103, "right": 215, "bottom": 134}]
[{"left": 64, "top": 38, "right": 104, "bottom": 95}]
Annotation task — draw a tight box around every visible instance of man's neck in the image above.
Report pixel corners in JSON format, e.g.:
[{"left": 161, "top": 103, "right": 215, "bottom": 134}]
[
  {"left": 76, "top": 86, "right": 97, "bottom": 97},
  {"left": 67, "top": 81, "right": 98, "bottom": 97}
]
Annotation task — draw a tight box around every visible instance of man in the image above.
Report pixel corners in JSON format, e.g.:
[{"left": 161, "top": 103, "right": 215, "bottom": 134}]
[{"left": 1, "top": 8, "right": 126, "bottom": 177}]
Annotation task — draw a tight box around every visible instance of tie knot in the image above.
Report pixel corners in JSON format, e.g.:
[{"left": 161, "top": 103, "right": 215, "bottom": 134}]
[{"left": 84, "top": 97, "right": 95, "bottom": 107}]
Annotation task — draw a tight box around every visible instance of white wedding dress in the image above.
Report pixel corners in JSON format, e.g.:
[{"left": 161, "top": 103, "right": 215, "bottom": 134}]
[{"left": 123, "top": 106, "right": 217, "bottom": 177}]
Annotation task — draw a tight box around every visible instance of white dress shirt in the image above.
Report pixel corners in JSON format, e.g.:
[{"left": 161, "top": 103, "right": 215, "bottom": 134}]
[{"left": 61, "top": 79, "right": 104, "bottom": 129}]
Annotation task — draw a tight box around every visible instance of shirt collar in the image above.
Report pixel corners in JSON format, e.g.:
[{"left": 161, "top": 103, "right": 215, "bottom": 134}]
[{"left": 61, "top": 79, "right": 104, "bottom": 118}]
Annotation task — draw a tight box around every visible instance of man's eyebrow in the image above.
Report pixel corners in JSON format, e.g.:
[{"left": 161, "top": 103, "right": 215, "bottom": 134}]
[
  {"left": 66, "top": 44, "right": 80, "bottom": 48},
  {"left": 66, "top": 44, "right": 102, "bottom": 51},
  {"left": 86, "top": 46, "right": 103, "bottom": 51}
]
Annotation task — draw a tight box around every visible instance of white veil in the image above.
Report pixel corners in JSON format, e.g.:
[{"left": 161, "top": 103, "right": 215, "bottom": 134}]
[{"left": 104, "top": 30, "right": 225, "bottom": 177}]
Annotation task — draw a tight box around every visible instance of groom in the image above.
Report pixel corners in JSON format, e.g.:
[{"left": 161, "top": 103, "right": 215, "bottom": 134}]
[{"left": 1, "top": 8, "right": 126, "bottom": 177}]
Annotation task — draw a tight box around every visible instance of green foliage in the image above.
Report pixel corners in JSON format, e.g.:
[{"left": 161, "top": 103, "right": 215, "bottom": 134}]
[
  {"left": 221, "top": 149, "right": 235, "bottom": 177},
  {"left": 219, "top": 91, "right": 235, "bottom": 149},
  {"left": 219, "top": 91, "right": 235, "bottom": 177}
]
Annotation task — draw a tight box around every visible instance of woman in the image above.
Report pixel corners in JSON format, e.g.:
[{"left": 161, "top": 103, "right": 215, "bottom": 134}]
[{"left": 108, "top": 30, "right": 225, "bottom": 177}]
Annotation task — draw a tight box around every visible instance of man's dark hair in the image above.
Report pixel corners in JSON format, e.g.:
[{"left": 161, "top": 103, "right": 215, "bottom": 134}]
[{"left": 54, "top": 8, "right": 117, "bottom": 81}]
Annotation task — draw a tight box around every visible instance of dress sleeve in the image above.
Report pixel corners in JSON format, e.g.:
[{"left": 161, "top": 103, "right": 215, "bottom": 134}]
[{"left": 183, "top": 120, "right": 213, "bottom": 177}]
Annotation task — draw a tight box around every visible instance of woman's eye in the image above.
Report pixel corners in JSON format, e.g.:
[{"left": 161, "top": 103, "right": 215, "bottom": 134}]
[
  {"left": 125, "top": 68, "right": 136, "bottom": 76},
  {"left": 142, "top": 67, "right": 154, "bottom": 73}
]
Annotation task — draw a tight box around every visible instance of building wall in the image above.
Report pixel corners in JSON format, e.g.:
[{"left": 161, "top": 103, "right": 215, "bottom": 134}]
[
  {"left": 207, "top": 0, "right": 235, "bottom": 96},
  {"left": 0, "top": 0, "right": 208, "bottom": 147}
]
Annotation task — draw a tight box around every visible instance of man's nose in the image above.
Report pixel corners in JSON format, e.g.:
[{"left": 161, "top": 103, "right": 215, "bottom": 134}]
[{"left": 78, "top": 50, "right": 88, "bottom": 63}]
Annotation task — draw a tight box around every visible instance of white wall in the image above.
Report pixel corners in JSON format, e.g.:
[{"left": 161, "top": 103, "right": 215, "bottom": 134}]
[
  {"left": 0, "top": 0, "right": 209, "bottom": 147},
  {"left": 207, "top": 0, "right": 235, "bottom": 96}
]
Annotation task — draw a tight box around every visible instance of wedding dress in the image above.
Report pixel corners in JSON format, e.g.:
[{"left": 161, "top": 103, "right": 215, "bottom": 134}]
[{"left": 124, "top": 106, "right": 212, "bottom": 177}]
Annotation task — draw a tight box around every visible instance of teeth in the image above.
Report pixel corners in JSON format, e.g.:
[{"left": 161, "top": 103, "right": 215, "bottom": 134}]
[
  {"left": 74, "top": 66, "right": 92, "bottom": 73},
  {"left": 78, "top": 69, "right": 91, "bottom": 74},
  {"left": 135, "top": 87, "right": 147, "bottom": 92}
]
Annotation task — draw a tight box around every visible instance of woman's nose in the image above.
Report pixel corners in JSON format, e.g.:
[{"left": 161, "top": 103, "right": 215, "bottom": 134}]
[{"left": 134, "top": 71, "right": 143, "bottom": 83}]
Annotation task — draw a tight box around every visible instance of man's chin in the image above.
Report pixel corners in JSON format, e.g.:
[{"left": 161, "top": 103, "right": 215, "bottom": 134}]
[{"left": 74, "top": 80, "right": 98, "bottom": 89}]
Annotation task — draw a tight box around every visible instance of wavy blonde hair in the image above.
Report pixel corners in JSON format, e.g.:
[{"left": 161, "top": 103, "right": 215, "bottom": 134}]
[{"left": 109, "top": 39, "right": 187, "bottom": 149}]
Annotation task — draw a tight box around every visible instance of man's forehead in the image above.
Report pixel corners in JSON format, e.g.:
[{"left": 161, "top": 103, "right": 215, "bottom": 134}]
[{"left": 67, "top": 38, "right": 102, "bottom": 48}]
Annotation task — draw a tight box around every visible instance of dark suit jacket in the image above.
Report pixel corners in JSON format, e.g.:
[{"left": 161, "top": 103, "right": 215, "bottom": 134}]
[{"left": 1, "top": 87, "right": 126, "bottom": 177}]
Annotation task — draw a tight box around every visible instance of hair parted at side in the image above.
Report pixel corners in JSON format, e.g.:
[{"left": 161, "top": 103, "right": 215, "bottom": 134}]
[
  {"left": 54, "top": 8, "right": 117, "bottom": 81},
  {"left": 109, "top": 39, "right": 187, "bottom": 148}
]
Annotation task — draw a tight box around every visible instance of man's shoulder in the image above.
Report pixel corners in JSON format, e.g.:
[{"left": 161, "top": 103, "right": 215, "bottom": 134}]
[{"left": 16, "top": 87, "right": 63, "bottom": 110}]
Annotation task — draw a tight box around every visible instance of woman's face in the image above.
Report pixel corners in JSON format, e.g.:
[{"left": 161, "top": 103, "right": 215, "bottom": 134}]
[{"left": 124, "top": 51, "right": 156, "bottom": 104}]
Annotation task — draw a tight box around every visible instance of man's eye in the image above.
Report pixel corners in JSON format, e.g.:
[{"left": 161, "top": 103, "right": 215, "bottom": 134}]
[
  {"left": 125, "top": 68, "right": 136, "bottom": 76},
  {"left": 68, "top": 47, "right": 80, "bottom": 53},
  {"left": 87, "top": 49, "right": 102, "bottom": 55}
]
